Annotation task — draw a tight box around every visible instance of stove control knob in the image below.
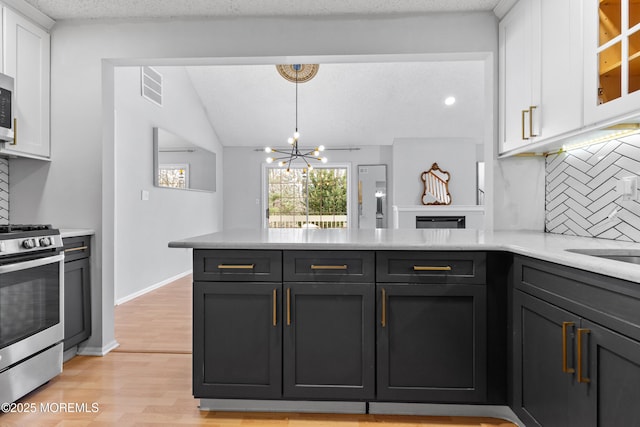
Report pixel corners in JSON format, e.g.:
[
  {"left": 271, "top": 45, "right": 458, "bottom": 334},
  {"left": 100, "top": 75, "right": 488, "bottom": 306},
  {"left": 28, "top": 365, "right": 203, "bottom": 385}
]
[
  {"left": 39, "top": 237, "right": 52, "bottom": 247},
  {"left": 22, "top": 239, "right": 35, "bottom": 249}
]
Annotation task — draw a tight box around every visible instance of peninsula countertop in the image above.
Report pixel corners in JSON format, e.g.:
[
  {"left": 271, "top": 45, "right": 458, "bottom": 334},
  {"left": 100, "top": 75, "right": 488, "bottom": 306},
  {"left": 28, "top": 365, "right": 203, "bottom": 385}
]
[{"left": 169, "top": 228, "right": 640, "bottom": 283}]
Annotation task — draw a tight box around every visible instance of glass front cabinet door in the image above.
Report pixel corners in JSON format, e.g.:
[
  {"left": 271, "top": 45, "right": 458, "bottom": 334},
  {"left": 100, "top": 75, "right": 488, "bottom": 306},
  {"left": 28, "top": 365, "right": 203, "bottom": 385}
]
[{"left": 585, "top": 0, "right": 640, "bottom": 124}]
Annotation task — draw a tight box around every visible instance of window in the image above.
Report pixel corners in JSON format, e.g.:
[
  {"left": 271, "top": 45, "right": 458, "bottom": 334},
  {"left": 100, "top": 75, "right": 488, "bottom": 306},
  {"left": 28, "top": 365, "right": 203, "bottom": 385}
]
[
  {"left": 158, "top": 163, "right": 188, "bottom": 189},
  {"left": 265, "top": 167, "right": 348, "bottom": 229}
]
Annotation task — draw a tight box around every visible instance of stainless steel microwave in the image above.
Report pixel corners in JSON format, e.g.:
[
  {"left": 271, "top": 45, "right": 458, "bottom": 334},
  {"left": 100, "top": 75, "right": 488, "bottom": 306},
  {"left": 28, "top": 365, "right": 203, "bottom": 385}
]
[{"left": 0, "top": 73, "right": 14, "bottom": 143}]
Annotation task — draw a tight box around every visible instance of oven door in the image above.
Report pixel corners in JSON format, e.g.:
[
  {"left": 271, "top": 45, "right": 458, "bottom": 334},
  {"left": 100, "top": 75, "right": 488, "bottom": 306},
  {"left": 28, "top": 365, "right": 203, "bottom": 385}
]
[{"left": 0, "top": 253, "right": 64, "bottom": 372}]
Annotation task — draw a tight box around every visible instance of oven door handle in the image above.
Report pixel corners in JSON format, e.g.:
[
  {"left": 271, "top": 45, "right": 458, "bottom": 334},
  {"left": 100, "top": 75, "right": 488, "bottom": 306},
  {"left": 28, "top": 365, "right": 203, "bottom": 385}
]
[{"left": 0, "top": 253, "right": 64, "bottom": 274}]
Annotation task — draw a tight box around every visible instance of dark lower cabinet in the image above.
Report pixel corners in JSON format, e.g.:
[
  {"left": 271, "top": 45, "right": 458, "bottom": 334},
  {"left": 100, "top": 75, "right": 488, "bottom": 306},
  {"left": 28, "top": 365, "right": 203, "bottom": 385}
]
[
  {"left": 63, "top": 235, "right": 92, "bottom": 351},
  {"left": 283, "top": 283, "right": 375, "bottom": 400},
  {"left": 513, "top": 256, "right": 640, "bottom": 427},
  {"left": 581, "top": 320, "right": 640, "bottom": 427},
  {"left": 63, "top": 257, "right": 91, "bottom": 350},
  {"left": 193, "top": 282, "right": 282, "bottom": 399},
  {"left": 376, "top": 283, "right": 487, "bottom": 402},
  {"left": 512, "top": 290, "right": 580, "bottom": 427},
  {"left": 191, "top": 250, "right": 495, "bottom": 406}
]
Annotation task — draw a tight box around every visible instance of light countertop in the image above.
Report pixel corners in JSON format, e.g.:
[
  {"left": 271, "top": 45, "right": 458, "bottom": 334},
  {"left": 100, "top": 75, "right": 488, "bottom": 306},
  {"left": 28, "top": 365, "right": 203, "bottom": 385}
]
[
  {"left": 169, "top": 228, "right": 640, "bottom": 283},
  {"left": 60, "top": 228, "right": 95, "bottom": 238}
]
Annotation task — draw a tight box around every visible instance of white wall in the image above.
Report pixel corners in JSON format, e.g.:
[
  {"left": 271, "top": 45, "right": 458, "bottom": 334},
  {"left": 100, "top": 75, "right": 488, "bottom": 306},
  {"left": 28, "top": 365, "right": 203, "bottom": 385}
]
[
  {"left": 114, "top": 67, "right": 222, "bottom": 303},
  {"left": 223, "top": 146, "right": 392, "bottom": 229},
  {"left": 392, "top": 138, "right": 480, "bottom": 206},
  {"left": 8, "top": 12, "right": 500, "bottom": 354}
]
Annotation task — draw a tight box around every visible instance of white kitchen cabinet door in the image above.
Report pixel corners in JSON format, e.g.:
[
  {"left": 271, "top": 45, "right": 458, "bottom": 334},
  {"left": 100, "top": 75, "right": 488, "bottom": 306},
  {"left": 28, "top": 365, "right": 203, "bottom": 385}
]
[
  {"left": 499, "top": 0, "right": 541, "bottom": 154},
  {"left": 2, "top": 7, "right": 50, "bottom": 159},
  {"left": 538, "top": 0, "right": 583, "bottom": 140},
  {"left": 584, "top": 0, "right": 640, "bottom": 126}
]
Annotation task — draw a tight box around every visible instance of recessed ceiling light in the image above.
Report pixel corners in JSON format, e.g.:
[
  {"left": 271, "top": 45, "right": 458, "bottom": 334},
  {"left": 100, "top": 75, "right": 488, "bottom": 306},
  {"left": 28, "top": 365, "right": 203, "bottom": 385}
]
[{"left": 444, "top": 96, "right": 456, "bottom": 106}]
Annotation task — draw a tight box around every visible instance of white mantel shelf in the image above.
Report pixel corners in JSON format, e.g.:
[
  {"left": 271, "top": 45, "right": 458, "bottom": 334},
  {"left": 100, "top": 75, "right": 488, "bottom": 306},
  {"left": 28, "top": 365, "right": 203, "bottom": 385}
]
[{"left": 392, "top": 205, "right": 485, "bottom": 229}]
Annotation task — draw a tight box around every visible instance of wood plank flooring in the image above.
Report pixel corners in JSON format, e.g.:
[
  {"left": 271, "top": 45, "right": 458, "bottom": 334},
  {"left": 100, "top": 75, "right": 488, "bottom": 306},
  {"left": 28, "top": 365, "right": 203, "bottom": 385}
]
[
  {"left": 0, "top": 275, "right": 516, "bottom": 427},
  {"left": 113, "top": 274, "right": 192, "bottom": 354}
]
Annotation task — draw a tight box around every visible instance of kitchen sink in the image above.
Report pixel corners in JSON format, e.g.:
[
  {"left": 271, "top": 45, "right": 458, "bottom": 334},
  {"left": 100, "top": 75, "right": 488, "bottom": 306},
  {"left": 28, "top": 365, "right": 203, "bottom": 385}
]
[{"left": 566, "top": 248, "right": 640, "bottom": 265}]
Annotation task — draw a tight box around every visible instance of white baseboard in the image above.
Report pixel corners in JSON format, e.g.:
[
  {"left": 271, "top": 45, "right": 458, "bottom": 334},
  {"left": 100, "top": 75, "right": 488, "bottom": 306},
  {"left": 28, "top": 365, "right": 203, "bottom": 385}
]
[
  {"left": 76, "top": 339, "right": 120, "bottom": 356},
  {"left": 115, "top": 270, "right": 192, "bottom": 305}
]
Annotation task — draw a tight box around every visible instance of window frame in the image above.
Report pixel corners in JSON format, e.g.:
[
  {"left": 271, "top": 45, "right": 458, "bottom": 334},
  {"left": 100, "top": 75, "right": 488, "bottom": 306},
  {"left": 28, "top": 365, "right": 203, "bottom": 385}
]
[{"left": 261, "top": 162, "right": 353, "bottom": 229}]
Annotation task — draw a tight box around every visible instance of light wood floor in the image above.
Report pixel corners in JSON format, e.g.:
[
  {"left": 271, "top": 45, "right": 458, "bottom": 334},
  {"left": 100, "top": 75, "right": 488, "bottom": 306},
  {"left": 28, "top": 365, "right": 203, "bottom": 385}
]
[{"left": 0, "top": 275, "right": 516, "bottom": 427}]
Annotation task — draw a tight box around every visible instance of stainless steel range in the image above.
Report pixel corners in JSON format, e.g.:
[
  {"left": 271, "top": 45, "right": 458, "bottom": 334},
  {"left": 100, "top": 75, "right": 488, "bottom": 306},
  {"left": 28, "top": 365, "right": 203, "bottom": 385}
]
[{"left": 0, "top": 225, "right": 64, "bottom": 405}]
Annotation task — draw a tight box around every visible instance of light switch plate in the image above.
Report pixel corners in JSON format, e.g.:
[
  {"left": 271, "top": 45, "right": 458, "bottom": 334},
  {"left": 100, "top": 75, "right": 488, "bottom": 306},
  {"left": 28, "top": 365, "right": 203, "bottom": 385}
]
[
  {"left": 141, "top": 190, "right": 150, "bottom": 201},
  {"left": 619, "top": 176, "right": 638, "bottom": 201}
]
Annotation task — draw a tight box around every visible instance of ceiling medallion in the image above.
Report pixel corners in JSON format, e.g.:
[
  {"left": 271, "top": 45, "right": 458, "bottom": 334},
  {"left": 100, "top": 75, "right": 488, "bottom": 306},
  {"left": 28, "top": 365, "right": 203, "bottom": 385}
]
[{"left": 276, "top": 64, "right": 320, "bottom": 83}]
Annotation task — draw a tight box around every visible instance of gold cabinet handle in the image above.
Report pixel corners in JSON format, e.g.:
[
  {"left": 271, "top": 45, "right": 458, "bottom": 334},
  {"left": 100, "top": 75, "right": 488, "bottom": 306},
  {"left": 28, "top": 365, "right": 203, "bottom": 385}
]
[
  {"left": 577, "top": 328, "right": 591, "bottom": 383},
  {"left": 413, "top": 265, "right": 452, "bottom": 271},
  {"left": 286, "top": 287, "right": 291, "bottom": 326},
  {"left": 64, "top": 246, "right": 88, "bottom": 253},
  {"left": 272, "top": 289, "right": 277, "bottom": 327},
  {"left": 10, "top": 118, "right": 16, "bottom": 145},
  {"left": 521, "top": 109, "right": 529, "bottom": 140},
  {"left": 310, "top": 264, "right": 348, "bottom": 270},
  {"left": 562, "top": 321, "right": 575, "bottom": 374},
  {"left": 217, "top": 264, "right": 255, "bottom": 270},
  {"left": 381, "top": 288, "right": 387, "bottom": 328},
  {"left": 529, "top": 106, "right": 538, "bottom": 138}
]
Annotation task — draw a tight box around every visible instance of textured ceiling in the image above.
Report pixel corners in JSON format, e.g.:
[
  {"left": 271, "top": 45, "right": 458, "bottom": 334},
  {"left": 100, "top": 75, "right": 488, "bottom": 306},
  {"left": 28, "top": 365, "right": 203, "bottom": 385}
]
[
  {"left": 177, "top": 61, "right": 485, "bottom": 147},
  {"left": 23, "top": 0, "right": 501, "bottom": 20}
]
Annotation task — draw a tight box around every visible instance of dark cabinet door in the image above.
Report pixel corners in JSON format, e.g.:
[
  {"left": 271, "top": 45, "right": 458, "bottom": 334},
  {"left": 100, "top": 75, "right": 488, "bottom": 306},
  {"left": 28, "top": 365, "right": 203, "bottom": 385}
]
[
  {"left": 513, "top": 291, "right": 581, "bottom": 427},
  {"left": 577, "top": 320, "right": 640, "bottom": 427},
  {"left": 63, "top": 257, "right": 91, "bottom": 350},
  {"left": 377, "top": 282, "right": 487, "bottom": 403},
  {"left": 193, "top": 282, "right": 282, "bottom": 399},
  {"left": 283, "top": 283, "right": 375, "bottom": 400}
]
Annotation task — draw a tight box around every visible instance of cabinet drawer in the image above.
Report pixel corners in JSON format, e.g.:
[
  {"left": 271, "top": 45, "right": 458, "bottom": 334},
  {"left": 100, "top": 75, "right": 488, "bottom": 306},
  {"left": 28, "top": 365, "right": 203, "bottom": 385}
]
[
  {"left": 194, "top": 250, "right": 282, "bottom": 282},
  {"left": 284, "top": 251, "right": 375, "bottom": 283},
  {"left": 515, "top": 256, "right": 640, "bottom": 342},
  {"left": 62, "top": 236, "right": 91, "bottom": 262},
  {"left": 376, "top": 251, "right": 486, "bottom": 284}
]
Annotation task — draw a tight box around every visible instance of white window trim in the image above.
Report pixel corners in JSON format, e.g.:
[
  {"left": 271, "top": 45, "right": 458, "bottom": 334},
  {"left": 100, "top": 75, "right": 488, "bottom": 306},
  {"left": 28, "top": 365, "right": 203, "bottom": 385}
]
[{"left": 261, "top": 162, "right": 353, "bottom": 229}]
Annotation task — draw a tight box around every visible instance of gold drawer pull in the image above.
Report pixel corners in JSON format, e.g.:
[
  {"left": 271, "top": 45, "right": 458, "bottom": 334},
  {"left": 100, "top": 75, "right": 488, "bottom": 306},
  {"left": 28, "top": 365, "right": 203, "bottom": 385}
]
[
  {"left": 521, "top": 109, "right": 529, "bottom": 140},
  {"left": 217, "top": 264, "right": 255, "bottom": 270},
  {"left": 562, "top": 321, "right": 575, "bottom": 374},
  {"left": 310, "top": 264, "right": 348, "bottom": 270},
  {"left": 529, "top": 105, "right": 538, "bottom": 138},
  {"left": 413, "top": 265, "right": 452, "bottom": 271},
  {"left": 272, "top": 289, "right": 277, "bottom": 327},
  {"left": 577, "top": 328, "right": 591, "bottom": 384},
  {"left": 286, "top": 288, "right": 291, "bottom": 326},
  {"left": 65, "top": 246, "right": 88, "bottom": 253},
  {"left": 381, "top": 288, "right": 387, "bottom": 328}
]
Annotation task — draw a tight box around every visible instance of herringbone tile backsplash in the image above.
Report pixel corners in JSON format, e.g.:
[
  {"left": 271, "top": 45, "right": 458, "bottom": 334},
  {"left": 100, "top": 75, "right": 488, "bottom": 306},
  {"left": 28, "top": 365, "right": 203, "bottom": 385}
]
[
  {"left": 546, "top": 135, "right": 640, "bottom": 242},
  {"left": 0, "top": 158, "right": 7, "bottom": 223}
]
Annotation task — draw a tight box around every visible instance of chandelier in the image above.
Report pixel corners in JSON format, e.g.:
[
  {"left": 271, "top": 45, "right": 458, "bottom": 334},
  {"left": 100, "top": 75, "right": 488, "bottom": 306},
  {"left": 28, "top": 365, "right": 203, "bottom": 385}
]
[{"left": 265, "top": 64, "right": 327, "bottom": 172}]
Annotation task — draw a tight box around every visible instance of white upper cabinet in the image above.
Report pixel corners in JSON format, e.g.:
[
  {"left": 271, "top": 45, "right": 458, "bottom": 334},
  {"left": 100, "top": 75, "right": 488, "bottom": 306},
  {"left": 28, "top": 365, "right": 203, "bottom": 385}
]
[
  {"left": 499, "top": 0, "right": 540, "bottom": 154},
  {"left": 584, "top": 0, "right": 640, "bottom": 125},
  {"left": 538, "top": 0, "right": 584, "bottom": 139},
  {"left": 1, "top": 7, "right": 50, "bottom": 159},
  {"left": 499, "top": 0, "right": 584, "bottom": 155}
]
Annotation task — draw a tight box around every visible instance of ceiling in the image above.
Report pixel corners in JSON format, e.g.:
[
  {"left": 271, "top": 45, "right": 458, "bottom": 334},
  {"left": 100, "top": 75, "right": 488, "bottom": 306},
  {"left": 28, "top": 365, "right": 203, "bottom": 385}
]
[
  {"left": 23, "top": 0, "right": 502, "bottom": 20},
  {"left": 27, "top": 1, "right": 492, "bottom": 149},
  {"left": 178, "top": 61, "right": 486, "bottom": 148}
]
